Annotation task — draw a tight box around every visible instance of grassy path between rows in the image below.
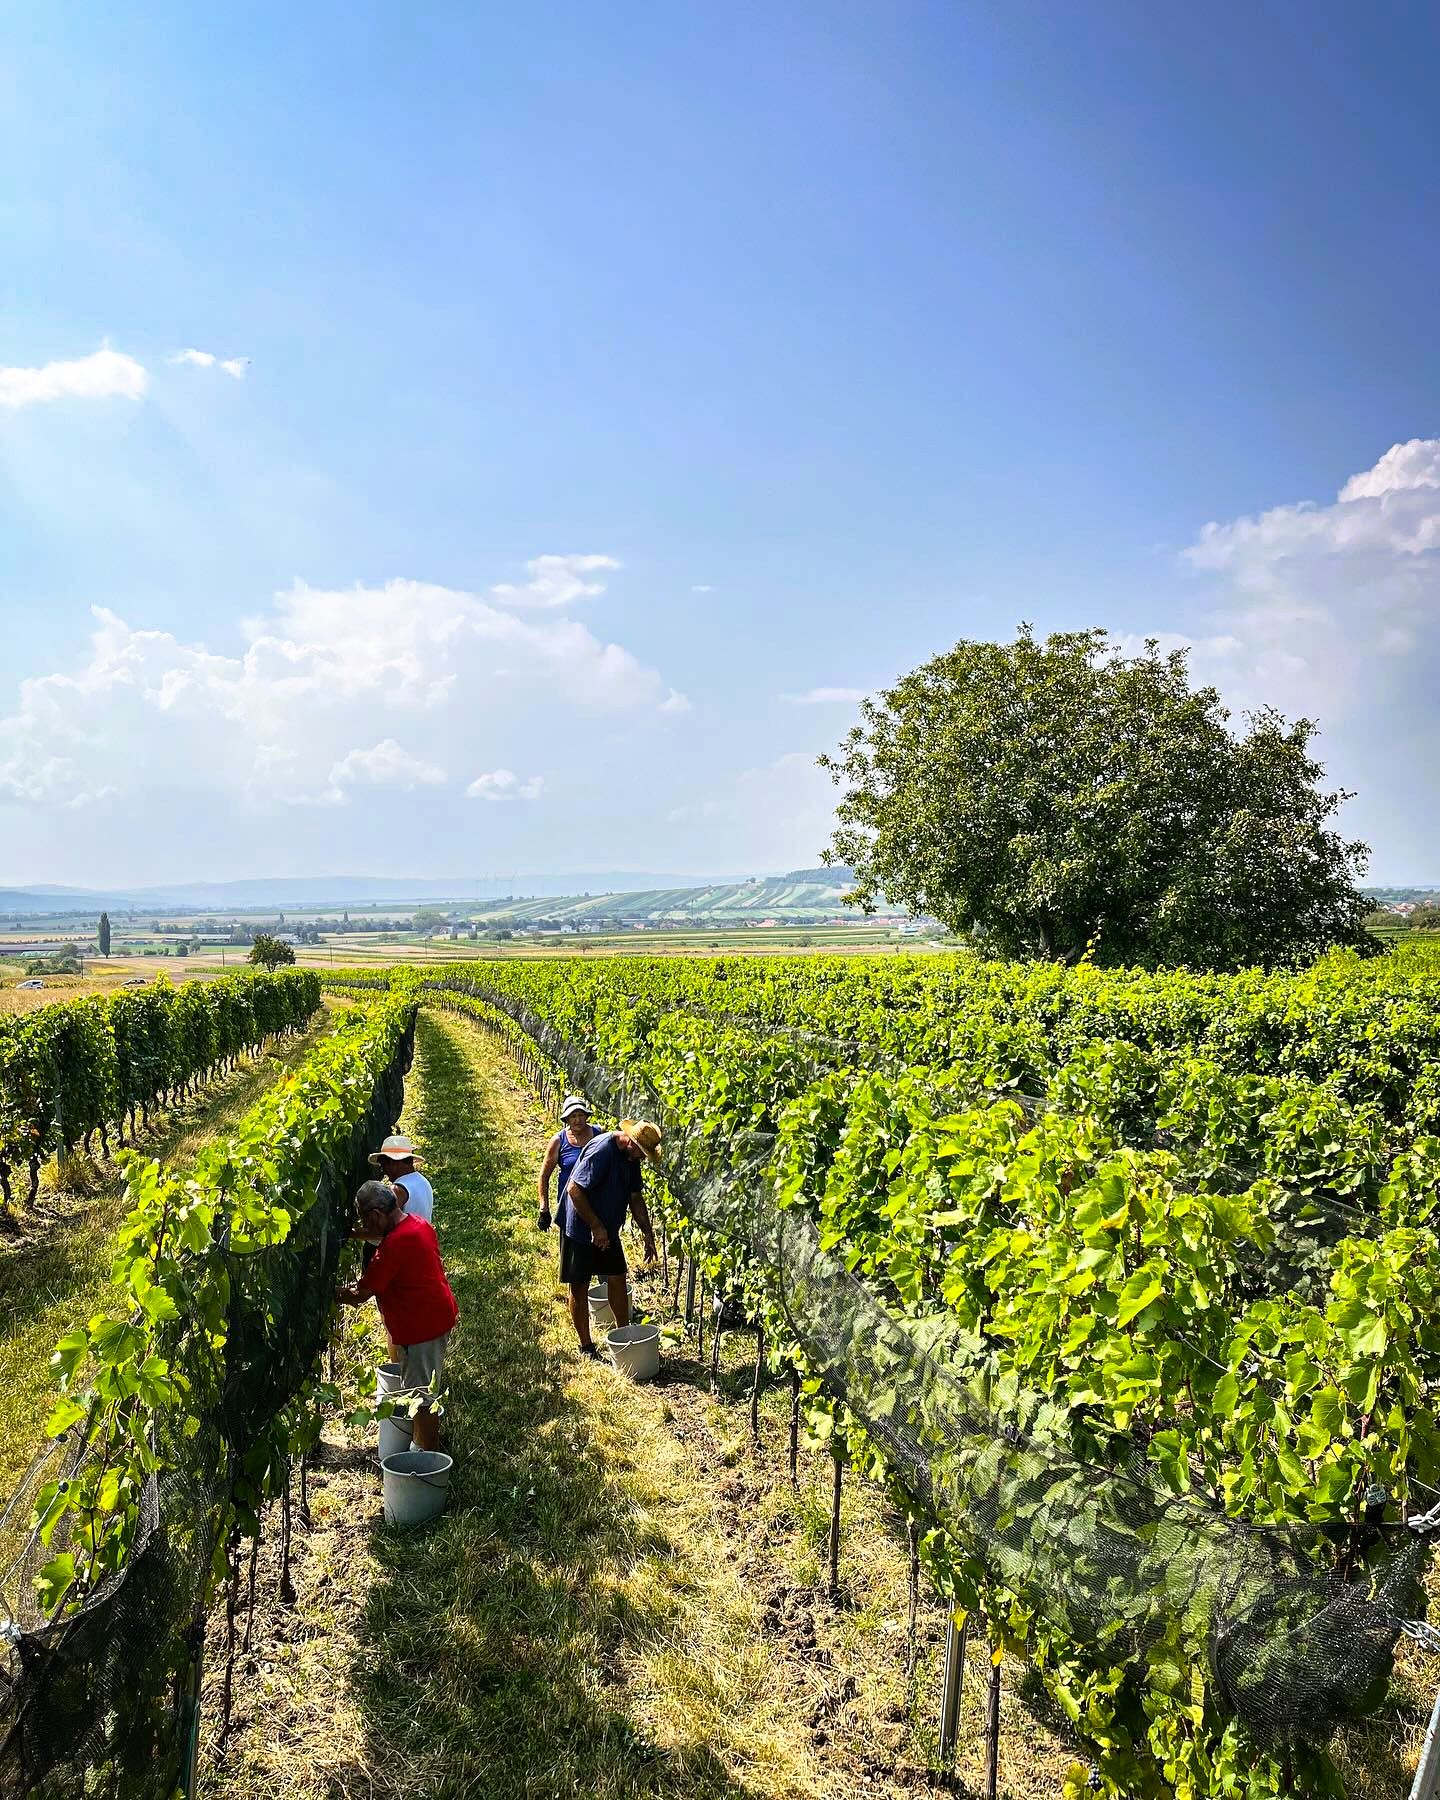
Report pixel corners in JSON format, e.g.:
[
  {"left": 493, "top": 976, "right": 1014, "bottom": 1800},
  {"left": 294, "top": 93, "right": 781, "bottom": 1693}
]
[
  {"left": 209, "top": 1007, "right": 936, "bottom": 1800},
  {"left": 0, "top": 1002, "right": 342, "bottom": 1494}
]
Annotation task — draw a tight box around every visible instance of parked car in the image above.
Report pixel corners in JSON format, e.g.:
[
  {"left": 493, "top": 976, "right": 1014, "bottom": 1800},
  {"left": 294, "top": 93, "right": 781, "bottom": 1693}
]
[{"left": 16, "top": 979, "right": 44, "bottom": 990}]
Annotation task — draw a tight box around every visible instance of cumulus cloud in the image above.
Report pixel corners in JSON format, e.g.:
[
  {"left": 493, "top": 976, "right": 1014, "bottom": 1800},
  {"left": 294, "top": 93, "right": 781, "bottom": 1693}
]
[
  {"left": 692, "top": 584, "right": 714, "bottom": 593},
  {"left": 491, "top": 553, "right": 620, "bottom": 609},
  {"left": 1181, "top": 436, "right": 1440, "bottom": 716},
  {"left": 171, "top": 349, "right": 249, "bottom": 378},
  {"left": 1174, "top": 436, "right": 1440, "bottom": 872},
  {"left": 782, "top": 686, "right": 867, "bottom": 704},
  {"left": 327, "top": 739, "right": 445, "bottom": 800},
  {"left": 1111, "top": 632, "right": 1243, "bottom": 665},
  {"left": 0, "top": 347, "right": 147, "bottom": 409},
  {"left": 466, "top": 768, "right": 545, "bottom": 802},
  {"left": 0, "top": 571, "right": 687, "bottom": 818}
]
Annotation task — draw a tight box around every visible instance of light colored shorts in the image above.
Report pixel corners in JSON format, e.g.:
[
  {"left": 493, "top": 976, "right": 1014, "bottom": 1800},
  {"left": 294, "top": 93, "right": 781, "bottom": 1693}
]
[{"left": 399, "top": 1334, "right": 448, "bottom": 1408}]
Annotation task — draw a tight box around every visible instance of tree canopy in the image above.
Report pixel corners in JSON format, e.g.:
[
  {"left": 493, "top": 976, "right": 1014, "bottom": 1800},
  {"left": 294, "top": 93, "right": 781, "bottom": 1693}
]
[
  {"left": 820, "top": 626, "right": 1373, "bottom": 969},
  {"left": 248, "top": 934, "right": 296, "bottom": 969}
]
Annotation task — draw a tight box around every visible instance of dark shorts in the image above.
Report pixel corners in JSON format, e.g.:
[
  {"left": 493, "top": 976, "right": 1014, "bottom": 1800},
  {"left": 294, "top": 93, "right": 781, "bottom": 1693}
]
[{"left": 559, "top": 1233, "right": 628, "bottom": 1287}]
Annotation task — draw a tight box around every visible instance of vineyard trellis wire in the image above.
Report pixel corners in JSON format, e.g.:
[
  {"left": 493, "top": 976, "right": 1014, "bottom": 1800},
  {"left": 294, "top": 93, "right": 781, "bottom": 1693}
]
[
  {"left": 0, "top": 996, "right": 415, "bottom": 1800},
  {"left": 393, "top": 970, "right": 1440, "bottom": 1792}
]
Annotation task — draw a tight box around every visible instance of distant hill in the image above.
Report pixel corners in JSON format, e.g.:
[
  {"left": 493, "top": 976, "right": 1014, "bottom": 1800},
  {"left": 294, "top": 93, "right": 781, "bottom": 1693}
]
[
  {"left": 466, "top": 866, "right": 867, "bottom": 927},
  {"left": 0, "top": 867, "right": 872, "bottom": 925},
  {"left": 0, "top": 871, "right": 740, "bottom": 915}
]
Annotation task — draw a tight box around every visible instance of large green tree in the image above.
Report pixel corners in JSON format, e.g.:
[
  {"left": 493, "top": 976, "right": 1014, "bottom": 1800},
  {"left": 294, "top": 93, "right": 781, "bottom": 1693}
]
[
  {"left": 97, "top": 913, "right": 110, "bottom": 958},
  {"left": 820, "top": 627, "right": 1373, "bottom": 969}
]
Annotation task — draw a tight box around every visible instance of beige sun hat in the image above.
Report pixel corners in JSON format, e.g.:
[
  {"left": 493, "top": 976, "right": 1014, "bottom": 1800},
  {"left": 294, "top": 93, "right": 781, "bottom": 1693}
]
[
  {"left": 619, "top": 1119, "right": 663, "bottom": 1164},
  {"left": 367, "top": 1134, "right": 423, "bottom": 1168}
]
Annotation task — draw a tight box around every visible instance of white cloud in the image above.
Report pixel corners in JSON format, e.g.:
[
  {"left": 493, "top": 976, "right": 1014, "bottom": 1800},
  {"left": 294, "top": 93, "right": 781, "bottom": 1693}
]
[
  {"left": 491, "top": 553, "right": 620, "bottom": 609},
  {"left": 327, "top": 739, "right": 445, "bottom": 801},
  {"left": 467, "top": 769, "right": 516, "bottom": 801},
  {"left": 1181, "top": 437, "right": 1440, "bottom": 715},
  {"left": 0, "top": 569, "right": 685, "bottom": 818},
  {"left": 1174, "top": 436, "right": 1440, "bottom": 874},
  {"left": 782, "top": 686, "right": 867, "bottom": 705},
  {"left": 692, "top": 584, "right": 714, "bottom": 593},
  {"left": 1111, "top": 632, "right": 1243, "bottom": 665},
  {"left": 0, "top": 347, "right": 147, "bottom": 409},
  {"left": 171, "top": 349, "right": 249, "bottom": 378},
  {"left": 466, "top": 769, "right": 545, "bottom": 802},
  {"left": 1188, "top": 439, "right": 1440, "bottom": 583}
]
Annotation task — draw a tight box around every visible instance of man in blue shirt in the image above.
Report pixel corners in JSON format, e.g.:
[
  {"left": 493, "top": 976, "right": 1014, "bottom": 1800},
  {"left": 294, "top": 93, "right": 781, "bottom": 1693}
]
[{"left": 562, "top": 1118, "right": 661, "bottom": 1358}]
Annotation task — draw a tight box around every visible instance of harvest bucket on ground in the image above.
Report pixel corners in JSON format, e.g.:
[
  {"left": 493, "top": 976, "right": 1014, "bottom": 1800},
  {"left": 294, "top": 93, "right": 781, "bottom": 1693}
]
[
  {"left": 378, "top": 1406, "right": 415, "bottom": 1462},
  {"left": 606, "top": 1323, "right": 661, "bottom": 1381},
  {"left": 588, "top": 1284, "right": 620, "bottom": 1331},
  {"left": 381, "top": 1449, "right": 453, "bottom": 1526}
]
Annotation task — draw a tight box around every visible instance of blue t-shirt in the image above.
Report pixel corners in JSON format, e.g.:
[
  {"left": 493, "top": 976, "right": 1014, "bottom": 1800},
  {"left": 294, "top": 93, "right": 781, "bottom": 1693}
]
[
  {"left": 563, "top": 1131, "right": 642, "bottom": 1244},
  {"left": 551, "top": 1127, "right": 595, "bottom": 1234}
]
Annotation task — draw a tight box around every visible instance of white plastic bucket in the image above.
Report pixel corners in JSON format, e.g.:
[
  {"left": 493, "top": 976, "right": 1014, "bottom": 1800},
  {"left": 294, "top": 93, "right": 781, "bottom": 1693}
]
[
  {"left": 606, "top": 1323, "right": 661, "bottom": 1381},
  {"left": 378, "top": 1407, "right": 415, "bottom": 1462},
  {"left": 588, "top": 1284, "right": 618, "bottom": 1331},
  {"left": 381, "top": 1449, "right": 453, "bottom": 1526},
  {"left": 376, "top": 1361, "right": 404, "bottom": 1398}
]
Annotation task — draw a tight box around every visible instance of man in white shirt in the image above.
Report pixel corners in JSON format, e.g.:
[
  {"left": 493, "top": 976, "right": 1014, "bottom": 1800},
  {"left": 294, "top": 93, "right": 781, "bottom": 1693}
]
[{"left": 367, "top": 1134, "right": 434, "bottom": 1222}]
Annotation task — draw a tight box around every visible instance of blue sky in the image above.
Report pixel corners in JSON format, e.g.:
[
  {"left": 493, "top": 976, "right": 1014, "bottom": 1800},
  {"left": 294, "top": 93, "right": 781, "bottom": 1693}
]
[{"left": 4, "top": 0, "right": 1439, "bottom": 886}]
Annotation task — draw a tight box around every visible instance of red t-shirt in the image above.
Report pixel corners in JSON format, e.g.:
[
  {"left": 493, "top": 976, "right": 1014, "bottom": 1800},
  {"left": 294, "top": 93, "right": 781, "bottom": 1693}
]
[{"left": 355, "top": 1213, "right": 458, "bottom": 1346}]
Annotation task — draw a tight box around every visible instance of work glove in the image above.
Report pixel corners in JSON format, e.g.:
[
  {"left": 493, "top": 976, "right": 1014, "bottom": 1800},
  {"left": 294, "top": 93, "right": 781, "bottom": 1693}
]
[{"left": 537, "top": 1207, "right": 552, "bottom": 1232}]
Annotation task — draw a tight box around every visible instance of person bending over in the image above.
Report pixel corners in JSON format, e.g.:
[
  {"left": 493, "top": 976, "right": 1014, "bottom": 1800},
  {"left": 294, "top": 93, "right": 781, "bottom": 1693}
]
[
  {"left": 336, "top": 1179, "right": 457, "bottom": 1450},
  {"left": 562, "top": 1120, "right": 660, "bottom": 1358},
  {"left": 361, "top": 1135, "right": 432, "bottom": 1358}
]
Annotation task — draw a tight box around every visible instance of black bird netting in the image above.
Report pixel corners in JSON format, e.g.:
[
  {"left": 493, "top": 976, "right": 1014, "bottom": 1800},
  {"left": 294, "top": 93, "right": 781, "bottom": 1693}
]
[
  {"left": 430, "top": 976, "right": 1435, "bottom": 1752},
  {"left": 0, "top": 1012, "right": 414, "bottom": 1800}
]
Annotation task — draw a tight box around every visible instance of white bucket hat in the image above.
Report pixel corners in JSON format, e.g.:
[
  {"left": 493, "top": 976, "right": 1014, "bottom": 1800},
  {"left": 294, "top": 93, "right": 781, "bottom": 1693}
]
[
  {"left": 559, "top": 1095, "right": 590, "bottom": 1120},
  {"left": 367, "top": 1134, "right": 423, "bottom": 1167}
]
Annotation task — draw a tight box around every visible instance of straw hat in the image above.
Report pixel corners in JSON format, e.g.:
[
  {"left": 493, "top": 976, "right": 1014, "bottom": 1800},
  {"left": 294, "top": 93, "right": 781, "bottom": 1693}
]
[
  {"left": 367, "top": 1134, "right": 423, "bottom": 1168},
  {"left": 619, "top": 1119, "right": 663, "bottom": 1164}
]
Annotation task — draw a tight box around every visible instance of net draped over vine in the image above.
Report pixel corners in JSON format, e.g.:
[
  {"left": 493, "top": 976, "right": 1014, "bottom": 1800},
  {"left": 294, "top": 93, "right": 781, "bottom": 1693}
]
[
  {"left": 0, "top": 1015, "right": 415, "bottom": 1800},
  {"left": 430, "top": 975, "right": 1432, "bottom": 1751}
]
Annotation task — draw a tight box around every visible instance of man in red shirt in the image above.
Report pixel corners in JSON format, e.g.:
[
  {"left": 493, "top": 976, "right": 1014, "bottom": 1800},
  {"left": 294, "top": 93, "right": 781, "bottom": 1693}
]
[{"left": 336, "top": 1179, "right": 458, "bottom": 1452}]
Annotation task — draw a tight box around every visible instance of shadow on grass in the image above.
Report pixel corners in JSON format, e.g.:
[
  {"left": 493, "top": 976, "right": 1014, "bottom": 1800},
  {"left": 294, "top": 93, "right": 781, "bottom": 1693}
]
[{"left": 352, "top": 1013, "right": 777, "bottom": 1800}]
